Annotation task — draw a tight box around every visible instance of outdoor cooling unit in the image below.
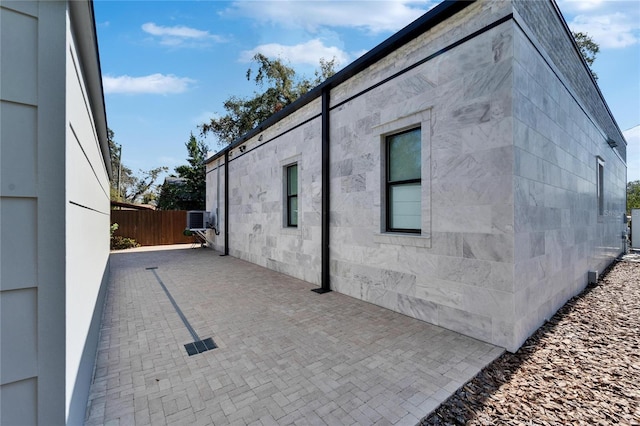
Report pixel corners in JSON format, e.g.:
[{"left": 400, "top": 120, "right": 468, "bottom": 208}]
[
  {"left": 187, "top": 211, "right": 212, "bottom": 230},
  {"left": 186, "top": 211, "right": 219, "bottom": 246}
]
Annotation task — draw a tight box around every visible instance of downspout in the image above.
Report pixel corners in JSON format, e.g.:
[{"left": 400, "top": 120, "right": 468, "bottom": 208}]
[
  {"left": 222, "top": 150, "right": 230, "bottom": 256},
  {"left": 215, "top": 158, "right": 220, "bottom": 235},
  {"left": 313, "top": 88, "right": 332, "bottom": 294}
]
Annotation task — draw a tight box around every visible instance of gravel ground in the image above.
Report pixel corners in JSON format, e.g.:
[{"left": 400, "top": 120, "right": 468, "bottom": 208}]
[{"left": 420, "top": 258, "right": 640, "bottom": 425}]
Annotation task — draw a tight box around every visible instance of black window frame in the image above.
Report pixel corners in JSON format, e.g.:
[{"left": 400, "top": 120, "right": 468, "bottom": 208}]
[
  {"left": 597, "top": 157, "right": 604, "bottom": 218},
  {"left": 386, "top": 127, "right": 421, "bottom": 234},
  {"left": 286, "top": 163, "right": 298, "bottom": 227}
]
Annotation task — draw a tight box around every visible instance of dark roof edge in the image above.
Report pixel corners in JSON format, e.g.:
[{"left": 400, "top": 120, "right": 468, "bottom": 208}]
[
  {"left": 110, "top": 200, "right": 155, "bottom": 211},
  {"left": 68, "top": 0, "right": 112, "bottom": 178},
  {"left": 206, "top": 0, "right": 474, "bottom": 164}
]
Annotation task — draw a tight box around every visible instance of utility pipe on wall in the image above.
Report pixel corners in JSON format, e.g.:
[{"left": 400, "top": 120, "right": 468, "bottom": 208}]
[
  {"left": 313, "top": 88, "right": 332, "bottom": 294},
  {"left": 223, "top": 150, "right": 229, "bottom": 256}
]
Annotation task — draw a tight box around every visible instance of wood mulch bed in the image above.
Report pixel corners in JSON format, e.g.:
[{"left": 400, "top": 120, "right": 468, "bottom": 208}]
[{"left": 420, "top": 259, "right": 640, "bottom": 425}]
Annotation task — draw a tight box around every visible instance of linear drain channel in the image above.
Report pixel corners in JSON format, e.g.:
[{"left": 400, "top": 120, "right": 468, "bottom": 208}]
[{"left": 146, "top": 267, "right": 217, "bottom": 356}]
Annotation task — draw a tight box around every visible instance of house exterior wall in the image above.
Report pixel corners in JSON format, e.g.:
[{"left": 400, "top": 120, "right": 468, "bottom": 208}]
[
  {"left": 1, "top": 2, "right": 66, "bottom": 423},
  {"left": 0, "top": 1, "right": 110, "bottom": 424},
  {"left": 65, "top": 4, "right": 111, "bottom": 423},
  {"left": 328, "top": 2, "right": 516, "bottom": 349},
  {"left": 510, "top": 1, "right": 626, "bottom": 348},
  {"left": 206, "top": 0, "right": 626, "bottom": 353},
  {"left": 512, "top": 0, "right": 627, "bottom": 156},
  {"left": 207, "top": 99, "right": 324, "bottom": 284}
]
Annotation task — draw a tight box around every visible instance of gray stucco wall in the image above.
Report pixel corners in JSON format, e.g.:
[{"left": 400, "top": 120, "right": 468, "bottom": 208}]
[{"left": 206, "top": 0, "right": 625, "bottom": 352}]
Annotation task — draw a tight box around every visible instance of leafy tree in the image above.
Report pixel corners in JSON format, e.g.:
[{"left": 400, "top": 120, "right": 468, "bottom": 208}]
[
  {"left": 627, "top": 180, "right": 640, "bottom": 214},
  {"left": 572, "top": 31, "right": 599, "bottom": 80},
  {"left": 201, "top": 54, "right": 336, "bottom": 145},
  {"left": 109, "top": 129, "right": 133, "bottom": 200},
  {"left": 108, "top": 129, "right": 167, "bottom": 204},
  {"left": 125, "top": 166, "right": 168, "bottom": 204},
  {"left": 157, "top": 133, "right": 209, "bottom": 210},
  {"left": 156, "top": 178, "right": 187, "bottom": 211}
]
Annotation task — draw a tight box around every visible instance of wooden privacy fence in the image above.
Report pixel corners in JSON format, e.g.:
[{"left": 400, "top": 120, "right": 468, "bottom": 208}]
[{"left": 111, "top": 210, "right": 193, "bottom": 246}]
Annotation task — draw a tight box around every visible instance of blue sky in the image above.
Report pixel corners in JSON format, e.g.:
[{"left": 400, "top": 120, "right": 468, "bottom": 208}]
[{"left": 94, "top": 0, "right": 640, "bottom": 182}]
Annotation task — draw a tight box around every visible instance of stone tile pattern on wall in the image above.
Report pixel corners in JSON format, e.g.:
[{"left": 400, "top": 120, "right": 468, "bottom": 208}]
[
  {"left": 513, "top": 0, "right": 626, "bottom": 160},
  {"left": 205, "top": 0, "right": 625, "bottom": 352},
  {"left": 511, "top": 7, "right": 626, "bottom": 348},
  {"left": 207, "top": 99, "right": 324, "bottom": 286},
  {"left": 328, "top": 0, "right": 518, "bottom": 350}
]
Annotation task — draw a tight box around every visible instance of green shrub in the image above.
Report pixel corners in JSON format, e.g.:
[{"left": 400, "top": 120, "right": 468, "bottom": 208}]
[
  {"left": 110, "top": 235, "right": 140, "bottom": 250},
  {"left": 110, "top": 222, "right": 140, "bottom": 250}
]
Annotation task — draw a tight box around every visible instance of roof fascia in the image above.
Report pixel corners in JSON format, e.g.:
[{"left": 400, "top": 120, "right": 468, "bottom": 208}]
[{"left": 68, "top": 0, "right": 112, "bottom": 178}]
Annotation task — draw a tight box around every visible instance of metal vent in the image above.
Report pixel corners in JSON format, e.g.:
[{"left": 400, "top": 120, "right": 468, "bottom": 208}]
[{"left": 185, "top": 338, "right": 217, "bottom": 356}]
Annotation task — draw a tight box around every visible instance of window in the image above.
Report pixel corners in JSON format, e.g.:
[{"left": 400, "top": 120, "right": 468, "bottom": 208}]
[
  {"left": 286, "top": 163, "right": 298, "bottom": 227},
  {"left": 386, "top": 128, "right": 421, "bottom": 233},
  {"left": 597, "top": 157, "right": 604, "bottom": 217}
]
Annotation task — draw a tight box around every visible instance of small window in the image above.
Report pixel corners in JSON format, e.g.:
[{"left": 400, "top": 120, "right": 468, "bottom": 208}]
[
  {"left": 597, "top": 157, "right": 604, "bottom": 217},
  {"left": 286, "top": 164, "right": 298, "bottom": 227},
  {"left": 386, "top": 128, "right": 421, "bottom": 233}
]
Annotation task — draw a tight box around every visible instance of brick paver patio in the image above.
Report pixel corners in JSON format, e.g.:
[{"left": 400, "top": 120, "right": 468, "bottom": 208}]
[{"left": 86, "top": 245, "right": 503, "bottom": 425}]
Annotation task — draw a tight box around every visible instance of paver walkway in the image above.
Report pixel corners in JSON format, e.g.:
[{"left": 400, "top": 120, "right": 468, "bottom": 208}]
[{"left": 86, "top": 245, "right": 503, "bottom": 425}]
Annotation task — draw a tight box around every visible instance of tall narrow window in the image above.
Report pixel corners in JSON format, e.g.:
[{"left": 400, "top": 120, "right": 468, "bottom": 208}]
[
  {"left": 286, "top": 164, "right": 298, "bottom": 227},
  {"left": 386, "top": 128, "right": 421, "bottom": 233},
  {"left": 597, "top": 157, "right": 604, "bottom": 217}
]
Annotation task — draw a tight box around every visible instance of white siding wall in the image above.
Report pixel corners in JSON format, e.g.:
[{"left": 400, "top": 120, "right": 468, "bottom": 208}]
[
  {"left": 65, "top": 10, "right": 111, "bottom": 423},
  {"left": 1, "top": 2, "right": 67, "bottom": 423},
  {"left": 0, "top": 1, "right": 110, "bottom": 424}
]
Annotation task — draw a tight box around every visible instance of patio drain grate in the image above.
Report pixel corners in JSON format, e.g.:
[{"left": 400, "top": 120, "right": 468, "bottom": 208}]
[
  {"left": 146, "top": 266, "right": 217, "bottom": 356},
  {"left": 185, "top": 337, "right": 217, "bottom": 356}
]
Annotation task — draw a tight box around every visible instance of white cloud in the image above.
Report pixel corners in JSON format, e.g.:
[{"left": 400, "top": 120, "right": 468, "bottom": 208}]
[
  {"left": 559, "top": 0, "right": 607, "bottom": 12},
  {"left": 558, "top": 0, "right": 640, "bottom": 49},
  {"left": 143, "top": 22, "right": 208, "bottom": 38},
  {"left": 240, "top": 39, "right": 349, "bottom": 67},
  {"left": 142, "top": 22, "right": 225, "bottom": 46},
  {"left": 102, "top": 74, "right": 196, "bottom": 95},
  {"left": 625, "top": 125, "right": 640, "bottom": 182},
  {"left": 569, "top": 12, "right": 640, "bottom": 48},
  {"left": 224, "top": 1, "right": 432, "bottom": 34}
]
